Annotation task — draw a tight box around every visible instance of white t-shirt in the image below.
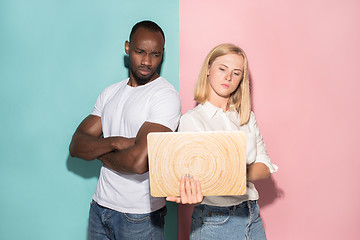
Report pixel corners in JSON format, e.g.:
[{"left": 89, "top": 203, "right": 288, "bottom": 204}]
[
  {"left": 91, "top": 77, "right": 181, "bottom": 213},
  {"left": 178, "top": 101, "right": 278, "bottom": 206}
]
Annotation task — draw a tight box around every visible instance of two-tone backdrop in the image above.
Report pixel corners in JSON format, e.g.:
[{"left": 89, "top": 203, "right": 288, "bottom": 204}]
[{"left": 1, "top": 0, "right": 360, "bottom": 239}]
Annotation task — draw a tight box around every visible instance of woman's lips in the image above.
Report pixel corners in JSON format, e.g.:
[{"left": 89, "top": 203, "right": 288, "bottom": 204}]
[{"left": 221, "top": 84, "right": 229, "bottom": 88}]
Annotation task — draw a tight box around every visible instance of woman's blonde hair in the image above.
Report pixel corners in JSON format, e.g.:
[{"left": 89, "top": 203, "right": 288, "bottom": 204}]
[{"left": 194, "top": 43, "right": 251, "bottom": 125}]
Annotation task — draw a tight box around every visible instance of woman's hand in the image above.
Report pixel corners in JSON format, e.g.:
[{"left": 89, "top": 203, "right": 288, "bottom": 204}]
[{"left": 166, "top": 174, "right": 203, "bottom": 205}]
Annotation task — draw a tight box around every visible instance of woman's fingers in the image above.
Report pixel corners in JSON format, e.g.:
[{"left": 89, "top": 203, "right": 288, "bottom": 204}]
[
  {"left": 166, "top": 196, "right": 180, "bottom": 203},
  {"left": 190, "top": 176, "right": 197, "bottom": 202},
  {"left": 182, "top": 174, "right": 203, "bottom": 204},
  {"left": 196, "top": 180, "right": 203, "bottom": 202},
  {"left": 166, "top": 174, "right": 203, "bottom": 205},
  {"left": 180, "top": 175, "right": 188, "bottom": 204},
  {"left": 184, "top": 174, "right": 192, "bottom": 203}
]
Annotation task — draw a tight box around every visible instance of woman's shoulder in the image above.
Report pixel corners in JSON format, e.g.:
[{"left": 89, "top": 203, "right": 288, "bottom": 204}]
[
  {"left": 182, "top": 104, "right": 204, "bottom": 117},
  {"left": 249, "top": 111, "right": 256, "bottom": 119},
  {"left": 178, "top": 104, "right": 206, "bottom": 131},
  {"left": 246, "top": 111, "right": 261, "bottom": 130},
  {"left": 183, "top": 103, "right": 202, "bottom": 116},
  {"left": 240, "top": 111, "right": 257, "bottom": 128}
]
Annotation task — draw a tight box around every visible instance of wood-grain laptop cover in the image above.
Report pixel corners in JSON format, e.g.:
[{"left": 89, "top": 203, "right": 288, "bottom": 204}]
[{"left": 147, "top": 131, "right": 247, "bottom": 197}]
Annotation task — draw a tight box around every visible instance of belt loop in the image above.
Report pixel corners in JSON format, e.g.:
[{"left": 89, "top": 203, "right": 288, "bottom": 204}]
[
  {"left": 248, "top": 200, "right": 257, "bottom": 208},
  {"left": 231, "top": 205, "right": 236, "bottom": 212}
]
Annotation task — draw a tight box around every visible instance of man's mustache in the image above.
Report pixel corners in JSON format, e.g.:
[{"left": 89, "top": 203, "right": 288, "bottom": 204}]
[{"left": 138, "top": 65, "right": 152, "bottom": 70}]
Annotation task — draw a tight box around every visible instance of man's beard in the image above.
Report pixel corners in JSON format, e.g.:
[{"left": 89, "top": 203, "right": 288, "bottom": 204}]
[{"left": 131, "top": 68, "right": 155, "bottom": 85}]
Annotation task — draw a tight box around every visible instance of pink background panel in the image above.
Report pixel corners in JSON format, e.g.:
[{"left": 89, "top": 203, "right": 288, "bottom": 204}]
[{"left": 179, "top": 0, "right": 360, "bottom": 239}]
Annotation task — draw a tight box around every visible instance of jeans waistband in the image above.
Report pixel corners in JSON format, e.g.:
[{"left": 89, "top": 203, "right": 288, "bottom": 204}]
[
  {"left": 230, "top": 200, "right": 257, "bottom": 211},
  {"left": 198, "top": 200, "right": 257, "bottom": 212}
]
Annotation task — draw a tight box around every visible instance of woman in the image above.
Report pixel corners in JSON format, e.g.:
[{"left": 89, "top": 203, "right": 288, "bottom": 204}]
[{"left": 167, "top": 43, "right": 278, "bottom": 239}]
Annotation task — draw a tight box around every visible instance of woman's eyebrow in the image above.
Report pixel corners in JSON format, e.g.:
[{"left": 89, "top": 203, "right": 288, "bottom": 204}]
[{"left": 220, "top": 64, "right": 242, "bottom": 71}]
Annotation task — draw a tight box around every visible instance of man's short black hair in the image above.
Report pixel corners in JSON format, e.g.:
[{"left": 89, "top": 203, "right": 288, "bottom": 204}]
[{"left": 129, "top": 20, "right": 165, "bottom": 42}]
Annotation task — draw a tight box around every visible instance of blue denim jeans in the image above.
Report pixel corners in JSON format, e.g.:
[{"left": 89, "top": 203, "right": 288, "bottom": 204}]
[
  {"left": 88, "top": 200, "right": 167, "bottom": 240},
  {"left": 190, "top": 201, "right": 266, "bottom": 240}
]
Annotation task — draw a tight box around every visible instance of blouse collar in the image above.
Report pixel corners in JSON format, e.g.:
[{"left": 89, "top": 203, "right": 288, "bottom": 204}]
[{"left": 202, "top": 101, "right": 237, "bottom": 119}]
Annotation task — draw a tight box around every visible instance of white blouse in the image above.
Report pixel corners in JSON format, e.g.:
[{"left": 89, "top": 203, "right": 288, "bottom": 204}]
[{"left": 178, "top": 101, "right": 278, "bottom": 206}]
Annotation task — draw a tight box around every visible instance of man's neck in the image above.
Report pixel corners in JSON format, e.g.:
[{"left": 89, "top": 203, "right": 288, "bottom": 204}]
[{"left": 128, "top": 74, "right": 160, "bottom": 87}]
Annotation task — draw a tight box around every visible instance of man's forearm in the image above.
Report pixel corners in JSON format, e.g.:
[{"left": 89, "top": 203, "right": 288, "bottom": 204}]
[
  {"left": 98, "top": 122, "right": 173, "bottom": 175},
  {"left": 70, "top": 133, "right": 135, "bottom": 161},
  {"left": 98, "top": 144, "right": 148, "bottom": 174}
]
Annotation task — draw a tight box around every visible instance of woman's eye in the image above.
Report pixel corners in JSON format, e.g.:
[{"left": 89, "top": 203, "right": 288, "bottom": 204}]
[{"left": 219, "top": 68, "right": 225, "bottom": 71}]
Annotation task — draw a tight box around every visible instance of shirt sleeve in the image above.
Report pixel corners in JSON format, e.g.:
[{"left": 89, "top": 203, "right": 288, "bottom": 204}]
[
  {"left": 249, "top": 112, "right": 278, "bottom": 173},
  {"left": 147, "top": 88, "right": 182, "bottom": 132},
  {"left": 91, "top": 93, "right": 103, "bottom": 117},
  {"left": 91, "top": 83, "right": 116, "bottom": 117}
]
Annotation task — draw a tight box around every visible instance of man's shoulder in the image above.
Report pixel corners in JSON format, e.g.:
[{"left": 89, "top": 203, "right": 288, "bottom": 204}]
[
  {"left": 146, "top": 77, "right": 180, "bottom": 99},
  {"left": 147, "top": 77, "right": 175, "bottom": 90},
  {"left": 99, "top": 79, "right": 128, "bottom": 96},
  {"left": 104, "top": 79, "right": 128, "bottom": 90}
]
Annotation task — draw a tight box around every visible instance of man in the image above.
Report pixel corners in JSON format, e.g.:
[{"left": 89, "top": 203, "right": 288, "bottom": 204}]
[{"left": 69, "top": 20, "right": 181, "bottom": 240}]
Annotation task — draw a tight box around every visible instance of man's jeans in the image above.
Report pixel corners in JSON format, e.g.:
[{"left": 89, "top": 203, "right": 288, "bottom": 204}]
[
  {"left": 88, "top": 200, "right": 167, "bottom": 240},
  {"left": 190, "top": 201, "right": 267, "bottom": 240}
]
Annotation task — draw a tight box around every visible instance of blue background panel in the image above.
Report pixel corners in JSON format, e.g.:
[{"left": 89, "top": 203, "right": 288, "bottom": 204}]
[{"left": 0, "top": 0, "right": 179, "bottom": 239}]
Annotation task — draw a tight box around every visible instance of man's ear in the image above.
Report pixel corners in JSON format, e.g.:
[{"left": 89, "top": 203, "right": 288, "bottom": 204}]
[{"left": 125, "top": 41, "right": 130, "bottom": 54}]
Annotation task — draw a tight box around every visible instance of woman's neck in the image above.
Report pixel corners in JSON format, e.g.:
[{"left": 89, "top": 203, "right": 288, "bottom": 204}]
[{"left": 208, "top": 97, "right": 229, "bottom": 112}]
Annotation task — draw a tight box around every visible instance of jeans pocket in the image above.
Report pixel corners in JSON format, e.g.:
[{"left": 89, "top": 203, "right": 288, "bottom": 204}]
[
  {"left": 202, "top": 206, "right": 230, "bottom": 225},
  {"left": 123, "top": 213, "right": 150, "bottom": 223}
]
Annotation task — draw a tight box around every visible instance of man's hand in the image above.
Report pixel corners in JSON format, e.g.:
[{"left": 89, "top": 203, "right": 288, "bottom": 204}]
[
  {"left": 107, "top": 136, "right": 135, "bottom": 151},
  {"left": 98, "top": 121, "right": 172, "bottom": 174}
]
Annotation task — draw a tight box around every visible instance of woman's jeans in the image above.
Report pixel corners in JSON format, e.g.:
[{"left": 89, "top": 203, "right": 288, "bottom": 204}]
[
  {"left": 88, "top": 200, "right": 166, "bottom": 240},
  {"left": 190, "top": 201, "right": 267, "bottom": 240}
]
